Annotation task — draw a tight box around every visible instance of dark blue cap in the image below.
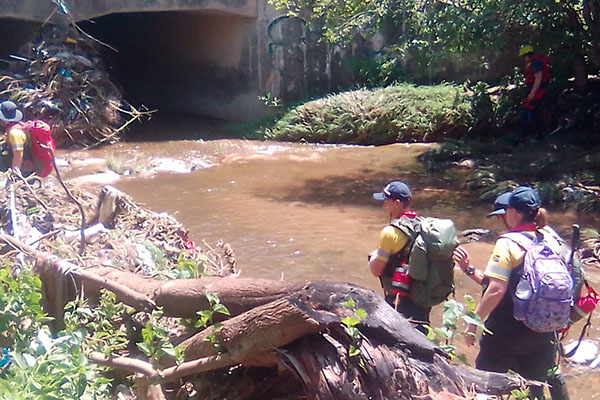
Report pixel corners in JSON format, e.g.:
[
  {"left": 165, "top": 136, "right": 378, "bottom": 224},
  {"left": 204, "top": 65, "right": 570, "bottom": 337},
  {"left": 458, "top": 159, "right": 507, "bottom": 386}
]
[
  {"left": 487, "top": 192, "right": 511, "bottom": 217},
  {"left": 508, "top": 186, "right": 541, "bottom": 215},
  {"left": 373, "top": 181, "right": 412, "bottom": 201}
]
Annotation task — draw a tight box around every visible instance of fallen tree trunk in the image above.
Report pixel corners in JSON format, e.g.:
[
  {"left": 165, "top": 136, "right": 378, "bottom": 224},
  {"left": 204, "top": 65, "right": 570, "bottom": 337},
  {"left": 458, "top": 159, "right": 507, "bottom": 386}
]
[{"left": 3, "top": 237, "right": 529, "bottom": 399}]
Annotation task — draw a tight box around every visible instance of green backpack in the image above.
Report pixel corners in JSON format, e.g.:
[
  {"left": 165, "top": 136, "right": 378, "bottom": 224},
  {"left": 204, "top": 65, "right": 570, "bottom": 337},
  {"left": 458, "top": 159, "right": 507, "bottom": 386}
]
[{"left": 391, "top": 217, "right": 459, "bottom": 308}]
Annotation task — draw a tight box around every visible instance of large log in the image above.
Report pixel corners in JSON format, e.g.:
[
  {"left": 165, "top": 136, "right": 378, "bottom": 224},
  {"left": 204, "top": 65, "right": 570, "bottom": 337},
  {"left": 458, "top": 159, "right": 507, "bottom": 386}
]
[{"left": 1, "top": 238, "right": 529, "bottom": 399}]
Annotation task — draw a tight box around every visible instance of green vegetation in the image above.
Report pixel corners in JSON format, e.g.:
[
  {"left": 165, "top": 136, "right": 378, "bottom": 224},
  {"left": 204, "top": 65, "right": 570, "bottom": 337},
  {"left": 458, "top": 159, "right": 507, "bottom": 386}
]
[
  {"left": 426, "top": 295, "right": 488, "bottom": 362},
  {"left": 0, "top": 262, "right": 232, "bottom": 399},
  {"left": 265, "top": 84, "right": 472, "bottom": 144},
  {"left": 340, "top": 296, "right": 367, "bottom": 357},
  {"left": 269, "top": 0, "right": 598, "bottom": 92}
]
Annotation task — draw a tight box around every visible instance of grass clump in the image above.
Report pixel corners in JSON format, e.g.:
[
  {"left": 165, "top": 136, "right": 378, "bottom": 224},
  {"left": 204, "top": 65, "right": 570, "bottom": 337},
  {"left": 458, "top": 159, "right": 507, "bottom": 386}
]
[{"left": 266, "top": 83, "right": 473, "bottom": 144}]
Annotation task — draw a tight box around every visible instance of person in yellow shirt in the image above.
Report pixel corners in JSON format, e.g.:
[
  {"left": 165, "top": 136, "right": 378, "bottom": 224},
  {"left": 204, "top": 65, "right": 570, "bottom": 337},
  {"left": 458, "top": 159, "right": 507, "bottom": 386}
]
[
  {"left": 453, "top": 186, "right": 570, "bottom": 400},
  {"left": 368, "top": 181, "right": 430, "bottom": 332},
  {"left": 0, "top": 101, "right": 32, "bottom": 175}
]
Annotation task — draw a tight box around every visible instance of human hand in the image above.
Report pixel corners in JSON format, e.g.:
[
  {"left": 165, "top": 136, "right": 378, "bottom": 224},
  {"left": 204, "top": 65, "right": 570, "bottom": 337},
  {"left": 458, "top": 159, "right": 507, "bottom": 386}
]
[
  {"left": 452, "top": 246, "right": 470, "bottom": 272},
  {"left": 527, "top": 93, "right": 534, "bottom": 102},
  {"left": 464, "top": 323, "right": 477, "bottom": 346}
]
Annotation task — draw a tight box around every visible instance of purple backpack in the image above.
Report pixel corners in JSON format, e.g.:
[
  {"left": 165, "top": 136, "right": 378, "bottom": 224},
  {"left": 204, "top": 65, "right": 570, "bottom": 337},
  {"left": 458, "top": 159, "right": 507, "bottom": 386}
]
[{"left": 501, "top": 232, "right": 573, "bottom": 332}]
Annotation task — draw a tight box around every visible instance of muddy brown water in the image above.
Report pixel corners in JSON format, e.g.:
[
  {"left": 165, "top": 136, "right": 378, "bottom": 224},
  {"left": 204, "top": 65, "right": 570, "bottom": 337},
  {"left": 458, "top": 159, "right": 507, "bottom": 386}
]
[{"left": 59, "top": 139, "right": 600, "bottom": 400}]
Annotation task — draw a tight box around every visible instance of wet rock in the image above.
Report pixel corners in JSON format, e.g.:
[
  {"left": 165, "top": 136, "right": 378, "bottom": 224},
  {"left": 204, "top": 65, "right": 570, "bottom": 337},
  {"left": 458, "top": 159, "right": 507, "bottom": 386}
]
[{"left": 459, "top": 229, "right": 496, "bottom": 243}]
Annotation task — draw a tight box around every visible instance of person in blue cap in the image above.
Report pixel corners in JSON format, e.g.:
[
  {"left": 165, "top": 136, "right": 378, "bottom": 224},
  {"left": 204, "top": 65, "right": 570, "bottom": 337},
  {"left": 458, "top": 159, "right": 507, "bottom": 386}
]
[
  {"left": 368, "top": 181, "right": 431, "bottom": 332},
  {"left": 453, "top": 186, "right": 570, "bottom": 400},
  {"left": 0, "top": 100, "right": 31, "bottom": 174}
]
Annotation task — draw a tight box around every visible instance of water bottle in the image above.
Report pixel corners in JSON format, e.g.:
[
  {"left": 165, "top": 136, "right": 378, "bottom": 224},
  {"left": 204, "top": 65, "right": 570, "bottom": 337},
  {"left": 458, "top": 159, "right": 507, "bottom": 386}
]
[{"left": 515, "top": 279, "right": 532, "bottom": 300}]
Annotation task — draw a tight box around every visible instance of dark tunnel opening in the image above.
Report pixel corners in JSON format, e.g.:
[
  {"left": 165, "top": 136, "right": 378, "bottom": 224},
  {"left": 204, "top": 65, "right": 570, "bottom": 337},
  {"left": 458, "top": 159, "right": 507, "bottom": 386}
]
[{"left": 1, "top": 12, "right": 261, "bottom": 140}]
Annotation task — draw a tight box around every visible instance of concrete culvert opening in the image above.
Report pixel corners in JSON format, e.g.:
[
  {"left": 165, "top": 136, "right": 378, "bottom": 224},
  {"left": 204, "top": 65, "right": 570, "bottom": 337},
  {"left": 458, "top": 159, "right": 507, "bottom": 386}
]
[
  {"left": 78, "top": 11, "right": 260, "bottom": 136},
  {"left": 0, "top": 9, "right": 265, "bottom": 141}
]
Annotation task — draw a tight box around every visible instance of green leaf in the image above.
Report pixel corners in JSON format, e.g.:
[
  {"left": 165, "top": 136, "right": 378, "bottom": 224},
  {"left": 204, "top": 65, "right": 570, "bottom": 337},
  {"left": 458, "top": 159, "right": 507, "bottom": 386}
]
[
  {"left": 205, "top": 291, "right": 220, "bottom": 306},
  {"left": 348, "top": 344, "right": 361, "bottom": 357},
  {"left": 341, "top": 316, "right": 360, "bottom": 327},
  {"left": 212, "top": 304, "right": 230, "bottom": 316},
  {"left": 137, "top": 342, "right": 153, "bottom": 357},
  {"left": 463, "top": 294, "right": 476, "bottom": 312},
  {"left": 355, "top": 308, "right": 367, "bottom": 319},
  {"left": 161, "top": 342, "right": 177, "bottom": 358},
  {"left": 443, "top": 300, "right": 464, "bottom": 328},
  {"left": 340, "top": 297, "right": 356, "bottom": 309}
]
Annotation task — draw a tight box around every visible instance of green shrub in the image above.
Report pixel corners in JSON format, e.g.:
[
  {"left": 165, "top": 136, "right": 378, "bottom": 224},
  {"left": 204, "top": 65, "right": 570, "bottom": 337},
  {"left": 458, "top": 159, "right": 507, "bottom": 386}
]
[{"left": 266, "top": 83, "right": 473, "bottom": 144}]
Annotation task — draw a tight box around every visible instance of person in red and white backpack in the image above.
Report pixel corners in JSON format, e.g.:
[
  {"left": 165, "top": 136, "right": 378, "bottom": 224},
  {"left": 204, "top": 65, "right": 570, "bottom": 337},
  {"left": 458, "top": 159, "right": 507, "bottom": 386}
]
[
  {"left": 0, "top": 101, "right": 56, "bottom": 178},
  {"left": 0, "top": 101, "right": 33, "bottom": 176}
]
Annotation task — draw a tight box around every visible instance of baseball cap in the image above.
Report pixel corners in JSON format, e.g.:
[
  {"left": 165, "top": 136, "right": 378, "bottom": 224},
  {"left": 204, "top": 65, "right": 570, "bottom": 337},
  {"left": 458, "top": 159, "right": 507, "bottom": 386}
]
[
  {"left": 508, "top": 186, "right": 541, "bottom": 215},
  {"left": 373, "top": 181, "right": 412, "bottom": 201},
  {"left": 487, "top": 192, "right": 511, "bottom": 217},
  {"left": 0, "top": 101, "right": 23, "bottom": 123}
]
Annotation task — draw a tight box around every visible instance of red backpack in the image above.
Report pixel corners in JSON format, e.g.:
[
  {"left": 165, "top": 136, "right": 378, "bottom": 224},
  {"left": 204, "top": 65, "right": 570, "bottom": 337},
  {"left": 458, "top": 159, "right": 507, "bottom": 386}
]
[{"left": 22, "top": 120, "right": 56, "bottom": 177}]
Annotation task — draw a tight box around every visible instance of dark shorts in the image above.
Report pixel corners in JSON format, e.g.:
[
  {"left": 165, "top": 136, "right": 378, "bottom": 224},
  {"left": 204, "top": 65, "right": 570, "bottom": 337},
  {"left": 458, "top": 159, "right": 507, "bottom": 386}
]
[{"left": 476, "top": 326, "right": 556, "bottom": 380}]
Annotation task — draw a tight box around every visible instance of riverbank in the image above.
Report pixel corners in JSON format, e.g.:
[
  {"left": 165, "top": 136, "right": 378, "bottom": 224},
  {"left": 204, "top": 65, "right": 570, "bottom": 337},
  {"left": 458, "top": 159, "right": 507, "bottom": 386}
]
[
  {"left": 230, "top": 82, "right": 600, "bottom": 214},
  {"left": 233, "top": 83, "right": 473, "bottom": 144}
]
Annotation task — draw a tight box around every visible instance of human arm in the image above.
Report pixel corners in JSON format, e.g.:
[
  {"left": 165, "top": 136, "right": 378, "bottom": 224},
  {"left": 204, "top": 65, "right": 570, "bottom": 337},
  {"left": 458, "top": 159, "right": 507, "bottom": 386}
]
[
  {"left": 368, "top": 252, "right": 386, "bottom": 277},
  {"left": 368, "top": 226, "right": 408, "bottom": 278},
  {"left": 11, "top": 149, "right": 23, "bottom": 171},
  {"left": 452, "top": 246, "right": 485, "bottom": 285},
  {"left": 527, "top": 71, "right": 543, "bottom": 101},
  {"left": 464, "top": 277, "right": 508, "bottom": 345},
  {"left": 7, "top": 125, "right": 27, "bottom": 172}
]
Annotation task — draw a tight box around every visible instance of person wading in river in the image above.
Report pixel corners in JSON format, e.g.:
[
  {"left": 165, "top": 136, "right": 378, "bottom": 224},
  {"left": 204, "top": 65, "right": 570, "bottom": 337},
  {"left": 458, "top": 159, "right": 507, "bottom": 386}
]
[
  {"left": 453, "top": 187, "right": 571, "bottom": 400},
  {"left": 368, "top": 180, "right": 461, "bottom": 334},
  {"left": 368, "top": 181, "right": 430, "bottom": 331}
]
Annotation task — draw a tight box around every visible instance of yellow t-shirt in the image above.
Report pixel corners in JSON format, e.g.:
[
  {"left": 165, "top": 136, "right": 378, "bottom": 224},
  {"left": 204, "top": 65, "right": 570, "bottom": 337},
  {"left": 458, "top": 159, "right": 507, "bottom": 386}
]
[
  {"left": 374, "top": 225, "right": 409, "bottom": 263},
  {"left": 6, "top": 125, "right": 28, "bottom": 152},
  {"left": 484, "top": 230, "right": 563, "bottom": 282}
]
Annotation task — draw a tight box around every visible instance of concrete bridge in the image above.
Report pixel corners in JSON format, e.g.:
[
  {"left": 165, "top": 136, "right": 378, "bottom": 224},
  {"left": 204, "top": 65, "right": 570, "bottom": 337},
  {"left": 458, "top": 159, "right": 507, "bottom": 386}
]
[
  {"left": 0, "top": 0, "right": 258, "bottom": 21},
  {"left": 0, "top": 0, "right": 340, "bottom": 122}
]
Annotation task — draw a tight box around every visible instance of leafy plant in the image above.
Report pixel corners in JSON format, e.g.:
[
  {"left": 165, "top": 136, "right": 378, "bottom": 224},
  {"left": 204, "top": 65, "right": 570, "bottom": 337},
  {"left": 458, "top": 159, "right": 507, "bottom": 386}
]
[
  {"left": 426, "top": 295, "right": 489, "bottom": 362},
  {"left": 195, "top": 291, "right": 231, "bottom": 353},
  {"left": 0, "top": 328, "right": 111, "bottom": 400},
  {"left": 0, "top": 265, "right": 53, "bottom": 352},
  {"left": 510, "top": 387, "right": 531, "bottom": 400},
  {"left": 0, "top": 267, "right": 111, "bottom": 399},
  {"left": 340, "top": 296, "right": 367, "bottom": 357},
  {"left": 136, "top": 308, "right": 178, "bottom": 367},
  {"left": 258, "top": 92, "right": 282, "bottom": 107},
  {"left": 63, "top": 289, "right": 128, "bottom": 355},
  {"left": 176, "top": 252, "right": 206, "bottom": 279}
]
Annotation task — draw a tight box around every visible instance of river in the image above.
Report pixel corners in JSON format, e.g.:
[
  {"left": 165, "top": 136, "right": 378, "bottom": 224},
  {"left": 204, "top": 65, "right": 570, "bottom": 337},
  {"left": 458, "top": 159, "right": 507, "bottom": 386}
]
[{"left": 58, "top": 137, "right": 600, "bottom": 400}]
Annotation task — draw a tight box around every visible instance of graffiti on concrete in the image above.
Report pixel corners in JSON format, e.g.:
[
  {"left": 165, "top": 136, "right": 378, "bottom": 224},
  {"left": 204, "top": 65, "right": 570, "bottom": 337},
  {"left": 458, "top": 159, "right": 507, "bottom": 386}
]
[{"left": 267, "top": 14, "right": 307, "bottom": 99}]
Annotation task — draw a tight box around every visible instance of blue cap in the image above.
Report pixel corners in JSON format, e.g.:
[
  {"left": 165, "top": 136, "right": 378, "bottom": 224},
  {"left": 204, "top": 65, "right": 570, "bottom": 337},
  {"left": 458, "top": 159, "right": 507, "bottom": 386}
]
[
  {"left": 508, "top": 186, "right": 541, "bottom": 215},
  {"left": 373, "top": 181, "right": 412, "bottom": 201},
  {"left": 487, "top": 192, "right": 511, "bottom": 217}
]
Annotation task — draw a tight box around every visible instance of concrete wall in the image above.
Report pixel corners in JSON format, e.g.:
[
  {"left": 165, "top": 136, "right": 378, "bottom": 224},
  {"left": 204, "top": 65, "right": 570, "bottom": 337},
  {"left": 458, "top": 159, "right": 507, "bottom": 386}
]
[
  {"left": 0, "top": 0, "right": 257, "bottom": 20},
  {"left": 0, "top": 0, "right": 344, "bottom": 121}
]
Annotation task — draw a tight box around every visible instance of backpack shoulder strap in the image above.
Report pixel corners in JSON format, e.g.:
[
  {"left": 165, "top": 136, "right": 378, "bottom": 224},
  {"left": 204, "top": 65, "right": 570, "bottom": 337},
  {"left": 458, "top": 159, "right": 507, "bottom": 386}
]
[
  {"left": 499, "top": 232, "right": 537, "bottom": 251},
  {"left": 390, "top": 216, "right": 421, "bottom": 241}
]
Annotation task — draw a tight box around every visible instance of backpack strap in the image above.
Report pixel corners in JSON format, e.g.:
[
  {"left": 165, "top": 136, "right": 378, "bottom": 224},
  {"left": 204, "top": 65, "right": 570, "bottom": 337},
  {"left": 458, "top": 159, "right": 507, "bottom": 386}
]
[{"left": 499, "top": 231, "right": 538, "bottom": 251}]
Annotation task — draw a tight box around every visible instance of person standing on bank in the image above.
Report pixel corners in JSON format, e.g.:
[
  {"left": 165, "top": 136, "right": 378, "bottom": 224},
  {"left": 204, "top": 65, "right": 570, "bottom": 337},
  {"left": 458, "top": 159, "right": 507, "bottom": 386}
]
[
  {"left": 453, "top": 186, "right": 570, "bottom": 400},
  {"left": 0, "top": 101, "right": 30, "bottom": 175}
]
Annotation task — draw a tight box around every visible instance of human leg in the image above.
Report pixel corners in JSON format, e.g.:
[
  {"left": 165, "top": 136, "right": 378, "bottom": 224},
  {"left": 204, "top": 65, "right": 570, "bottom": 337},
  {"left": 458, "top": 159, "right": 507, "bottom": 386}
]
[{"left": 517, "top": 339, "right": 569, "bottom": 400}]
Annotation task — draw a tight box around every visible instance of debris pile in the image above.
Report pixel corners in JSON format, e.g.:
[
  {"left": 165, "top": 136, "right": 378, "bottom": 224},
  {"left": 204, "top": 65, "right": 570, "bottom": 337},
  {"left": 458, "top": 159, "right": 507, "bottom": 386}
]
[
  {"left": 0, "top": 172, "right": 235, "bottom": 278},
  {"left": 0, "top": 24, "right": 147, "bottom": 147}
]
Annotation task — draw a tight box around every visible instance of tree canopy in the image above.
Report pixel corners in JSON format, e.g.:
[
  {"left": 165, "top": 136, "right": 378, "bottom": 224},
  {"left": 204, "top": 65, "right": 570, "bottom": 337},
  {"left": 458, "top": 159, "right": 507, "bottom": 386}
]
[{"left": 270, "top": 0, "right": 600, "bottom": 87}]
